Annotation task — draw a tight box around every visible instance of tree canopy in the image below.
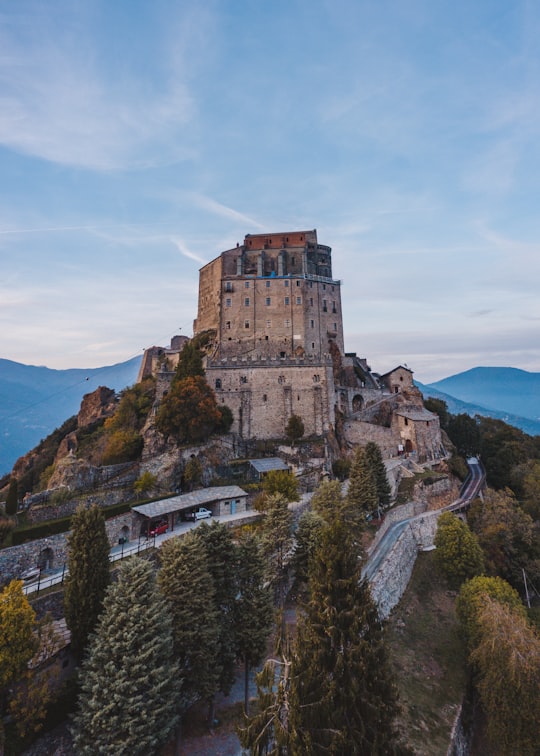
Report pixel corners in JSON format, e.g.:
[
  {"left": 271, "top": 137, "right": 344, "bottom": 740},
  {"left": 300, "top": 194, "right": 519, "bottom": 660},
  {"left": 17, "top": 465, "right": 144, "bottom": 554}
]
[
  {"left": 433, "top": 512, "right": 485, "bottom": 588},
  {"left": 261, "top": 469, "right": 299, "bottom": 503},
  {"left": 71, "top": 558, "right": 180, "bottom": 755},
  {"left": 155, "top": 375, "right": 232, "bottom": 443}
]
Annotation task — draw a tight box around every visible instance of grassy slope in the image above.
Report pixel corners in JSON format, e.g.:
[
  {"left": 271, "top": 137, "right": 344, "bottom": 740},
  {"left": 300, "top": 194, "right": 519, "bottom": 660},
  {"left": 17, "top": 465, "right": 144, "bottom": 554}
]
[{"left": 386, "top": 550, "right": 467, "bottom": 755}]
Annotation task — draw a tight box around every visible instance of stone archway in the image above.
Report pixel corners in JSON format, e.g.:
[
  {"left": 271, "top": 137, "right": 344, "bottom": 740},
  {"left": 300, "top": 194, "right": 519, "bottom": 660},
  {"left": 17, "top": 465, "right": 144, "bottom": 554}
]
[
  {"left": 37, "top": 546, "right": 54, "bottom": 571},
  {"left": 405, "top": 439, "right": 414, "bottom": 453},
  {"left": 120, "top": 525, "right": 130, "bottom": 543},
  {"left": 352, "top": 394, "right": 364, "bottom": 413}
]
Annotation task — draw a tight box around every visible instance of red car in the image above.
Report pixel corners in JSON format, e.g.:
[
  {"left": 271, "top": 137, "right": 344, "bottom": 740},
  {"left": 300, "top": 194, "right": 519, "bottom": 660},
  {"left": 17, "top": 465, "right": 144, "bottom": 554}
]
[{"left": 149, "top": 521, "right": 168, "bottom": 537}]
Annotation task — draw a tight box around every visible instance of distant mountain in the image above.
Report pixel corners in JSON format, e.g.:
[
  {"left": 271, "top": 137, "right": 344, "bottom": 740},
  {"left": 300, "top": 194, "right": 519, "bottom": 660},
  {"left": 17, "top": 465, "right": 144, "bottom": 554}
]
[
  {"left": 0, "top": 357, "right": 142, "bottom": 476},
  {"left": 426, "top": 367, "right": 540, "bottom": 422},
  {"left": 415, "top": 368, "right": 540, "bottom": 436}
]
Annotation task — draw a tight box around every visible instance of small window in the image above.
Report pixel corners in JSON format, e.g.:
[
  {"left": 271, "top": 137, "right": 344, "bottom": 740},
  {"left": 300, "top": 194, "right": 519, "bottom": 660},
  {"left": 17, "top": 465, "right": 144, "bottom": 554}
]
[
  {"left": 263, "top": 394, "right": 267, "bottom": 401},
  {"left": 291, "top": 257, "right": 295, "bottom": 265},
  {"left": 266, "top": 297, "right": 271, "bottom": 306},
  {"left": 296, "top": 296, "right": 302, "bottom": 305},
  {"left": 296, "top": 280, "right": 301, "bottom": 287},
  {"left": 312, "top": 342, "right": 315, "bottom": 349},
  {"left": 284, "top": 296, "right": 290, "bottom": 305},
  {"left": 225, "top": 281, "right": 232, "bottom": 291},
  {"left": 285, "top": 319, "right": 290, "bottom": 327},
  {"left": 226, "top": 321, "right": 231, "bottom": 329},
  {"left": 215, "top": 378, "right": 222, "bottom": 389},
  {"left": 323, "top": 284, "right": 326, "bottom": 290},
  {"left": 333, "top": 323, "right": 337, "bottom": 330},
  {"left": 310, "top": 319, "right": 314, "bottom": 328},
  {"left": 245, "top": 281, "right": 250, "bottom": 289},
  {"left": 309, "top": 297, "right": 313, "bottom": 306},
  {"left": 266, "top": 280, "right": 271, "bottom": 288},
  {"left": 284, "top": 280, "right": 289, "bottom": 287},
  {"left": 404, "top": 417, "right": 409, "bottom": 425},
  {"left": 226, "top": 298, "right": 232, "bottom": 307},
  {"left": 244, "top": 297, "right": 250, "bottom": 306},
  {"left": 322, "top": 299, "right": 327, "bottom": 312},
  {"left": 332, "top": 301, "right": 337, "bottom": 313},
  {"left": 266, "top": 319, "right": 271, "bottom": 328},
  {"left": 244, "top": 320, "right": 250, "bottom": 328},
  {"left": 240, "top": 376, "right": 247, "bottom": 384}
]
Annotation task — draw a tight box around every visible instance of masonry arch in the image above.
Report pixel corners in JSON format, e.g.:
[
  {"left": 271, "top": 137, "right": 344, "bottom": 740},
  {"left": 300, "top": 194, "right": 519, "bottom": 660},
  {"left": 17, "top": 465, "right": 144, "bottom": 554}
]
[
  {"left": 38, "top": 546, "right": 54, "bottom": 571},
  {"left": 405, "top": 439, "right": 414, "bottom": 454},
  {"left": 352, "top": 394, "right": 364, "bottom": 413}
]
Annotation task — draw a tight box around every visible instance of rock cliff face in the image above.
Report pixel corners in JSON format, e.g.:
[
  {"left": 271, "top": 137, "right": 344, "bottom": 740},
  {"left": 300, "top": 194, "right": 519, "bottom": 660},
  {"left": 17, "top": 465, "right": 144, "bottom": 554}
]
[{"left": 78, "top": 386, "right": 116, "bottom": 428}]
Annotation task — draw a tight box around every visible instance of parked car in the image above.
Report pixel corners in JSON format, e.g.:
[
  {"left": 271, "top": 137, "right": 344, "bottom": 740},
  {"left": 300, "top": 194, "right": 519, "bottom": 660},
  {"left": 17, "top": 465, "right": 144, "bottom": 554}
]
[
  {"left": 149, "top": 520, "right": 168, "bottom": 537},
  {"left": 186, "top": 508, "right": 213, "bottom": 521}
]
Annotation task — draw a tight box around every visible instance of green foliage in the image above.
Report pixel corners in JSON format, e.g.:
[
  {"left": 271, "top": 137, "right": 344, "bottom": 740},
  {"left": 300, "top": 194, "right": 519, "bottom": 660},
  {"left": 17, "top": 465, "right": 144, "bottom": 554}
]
[
  {"left": 155, "top": 375, "right": 223, "bottom": 443},
  {"left": 456, "top": 575, "right": 526, "bottom": 651},
  {"left": 433, "top": 512, "right": 485, "bottom": 588},
  {"left": 470, "top": 598, "right": 540, "bottom": 756},
  {"left": 133, "top": 470, "right": 158, "bottom": 497},
  {"left": 285, "top": 413, "right": 304, "bottom": 445},
  {"left": 183, "top": 456, "right": 203, "bottom": 490},
  {"left": 423, "top": 398, "right": 449, "bottom": 429},
  {"left": 467, "top": 489, "right": 540, "bottom": 589},
  {"left": 288, "top": 520, "right": 406, "bottom": 755},
  {"left": 0, "top": 517, "right": 15, "bottom": 546},
  {"left": 216, "top": 403, "right": 234, "bottom": 433},
  {"left": 310, "top": 479, "right": 343, "bottom": 522},
  {"left": 158, "top": 530, "right": 221, "bottom": 712},
  {"left": 476, "top": 415, "right": 540, "bottom": 492},
  {"left": 262, "top": 469, "right": 299, "bottom": 502},
  {"left": 101, "top": 428, "right": 144, "bottom": 465},
  {"left": 173, "top": 340, "right": 205, "bottom": 382},
  {"left": 0, "top": 580, "right": 37, "bottom": 688},
  {"left": 6, "top": 478, "right": 18, "bottom": 515},
  {"left": 345, "top": 445, "right": 377, "bottom": 523},
  {"left": 364, "top": 441, "right": 391, "bottom": 506},
  {"left": 105, "top": 378, "right": 155, "bottom": 434},
  {"left": 446, "top": 413, "right": 481, "bottom": 457},
  {"left": 332, "top": 456, "right": 351, "bottom": 481},
  {"left": 71, "top": 558, "right": 180, "bottom": 756},
  {"left": 195, "top": 522, "right": 239, "bottom": 697},
  {"left": 63, "top": 504, "right": 111, "bottom": 659},
  {"left": 292, "top": 510, "right": 325, "bottom": 585},
  {"left": 447, "top": 454, "right": 469, "bottom": 481},
  {"left": 260, "top": 494, "right": 294, "bottom": 608},
  {"left": 235, "top": 533, "right": 274, "bottom": 715}
]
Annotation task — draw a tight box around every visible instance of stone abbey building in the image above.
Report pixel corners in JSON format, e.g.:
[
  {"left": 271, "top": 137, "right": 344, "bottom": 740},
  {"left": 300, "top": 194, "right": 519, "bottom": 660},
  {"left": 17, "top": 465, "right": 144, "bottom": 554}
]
[{"left": 140, "top": 230, "right": 444, "bottom": 461}]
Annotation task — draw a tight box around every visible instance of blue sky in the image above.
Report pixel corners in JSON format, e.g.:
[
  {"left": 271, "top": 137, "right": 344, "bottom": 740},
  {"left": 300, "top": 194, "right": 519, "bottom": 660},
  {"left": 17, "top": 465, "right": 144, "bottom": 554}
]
[{"left": 1, "top": 0, "right": 539, "bottom": 384}]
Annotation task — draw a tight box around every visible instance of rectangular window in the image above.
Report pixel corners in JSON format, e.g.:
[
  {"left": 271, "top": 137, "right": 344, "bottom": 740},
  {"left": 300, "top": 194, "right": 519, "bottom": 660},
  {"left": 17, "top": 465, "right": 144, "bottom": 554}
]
[
  {"left": 285, "top": 319, "right": 290, "bottom": 327},
  {"left": 225, "top": 281, "right": 232, "bottom": 292},
  {"left": 333, "top": 323, "right": 337, "bottom": 330},
  {"left": 266, "top": 280, "right": 271, "bottom": 288},
  {"left": 266, "top": 319, "right": 271, "bottom": 328},
  {"left": 323, "top": 299, "right": 327, "bottom": 312},
  {"left": 226, "top": 298, "right": 232, "bottom": 307},
  {"left": 226, "top": 321, "right": 231, "bottom": 329},
  {"left": 244, "top": 297, "right": 250, "bottom": 306},
  {"left": 265, "top": 297, "right": 271, "bottom": 306},
  {"left": 284, "top": 296, "right": 290, "bottom": 305},
  {"left": 309, "top": 297, "right": 313, "bottom": 306},
  {"left": 296, "top": 280, "right": 301, "bottom": 287},
  {"left": 310, "top": 319, "right": 314, "bottom": 328},
  {"left": 323, "top": 284, "right": 326, "bottom": 290},
  {"left": 244, "top": 320, "right": 250, "bottom": 328},
  {"left": 332, "top": 301, "right": 337, "bottom": 313},
  {"left": 296, "top": 296, "right": 302, "bottom": 305},
  {"left": 245, "top": 281, "right": 250, "bottom": 288},
  {"left": 284, "top": 280, "right": 289, "bottom": 287}
]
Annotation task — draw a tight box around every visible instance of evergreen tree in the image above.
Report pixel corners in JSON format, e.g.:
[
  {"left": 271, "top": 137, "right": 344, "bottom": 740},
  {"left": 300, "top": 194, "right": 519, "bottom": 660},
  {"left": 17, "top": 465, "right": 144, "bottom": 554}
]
[
  {"left": 158, "top": 530, "right": 221, "bottom": 719},
  {"left": 285, "top": 413, "right": 304, "bottom": 446},
  {"left": 288, "top": 520, "right": 406, "bottom": 755},
  {"left": 64, "top": 504, "right": 111, "bottom": 659},
  {"left": 260, "top": 494, "right": 294, "bottom": 609},
  {"left": 310, "top": 478, "right": 343, "bottom": 522},
  {"left": 235, "top": 534, "right": 274, "bottom": 715},
  {"left": 195, "top": 522, "right": 238, "bottom": 703},
  {"left": 433, "top": 512, "right": 485, "bottom": 589},
  {"left": 292, "top": 509, "right": 325, "bottom": 585},
  {"left": 364, "top": 441, "right": 391, "bottom": 507},
  {"left": 174, "top": 340, "right": 205, "bottom": 382},
  {"left": 5, "top": 478, "right": 18, "bottom": 516},
  {"left": 345, "top": 445, "right": 378, "bottom": 522},
  {"left": 71, "top": 558, "right": 180, "bottom": 756}
]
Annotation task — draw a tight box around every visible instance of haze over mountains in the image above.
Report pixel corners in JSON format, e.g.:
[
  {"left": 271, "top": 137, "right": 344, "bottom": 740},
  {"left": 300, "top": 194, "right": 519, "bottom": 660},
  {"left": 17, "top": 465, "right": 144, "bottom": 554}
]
[
  {"left": 1, "top": 360, "right": 539, "bottom": 478},
  {"left": 0, "top": 357, "right": 142, "bottom": 476}
]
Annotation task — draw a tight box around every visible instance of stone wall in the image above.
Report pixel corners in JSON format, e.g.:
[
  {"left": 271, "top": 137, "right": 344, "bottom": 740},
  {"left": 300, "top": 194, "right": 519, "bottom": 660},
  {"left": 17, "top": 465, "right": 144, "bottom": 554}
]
[
  {"left": 369, "top": 524, "right": 419, "bottom": 619},
  {"left": 0, "top": 513, "right": 132, "bottom": 584}
]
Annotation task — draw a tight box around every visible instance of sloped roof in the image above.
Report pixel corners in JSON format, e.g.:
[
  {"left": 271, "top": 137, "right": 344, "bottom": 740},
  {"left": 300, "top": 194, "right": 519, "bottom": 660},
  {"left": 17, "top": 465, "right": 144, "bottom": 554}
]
[
  {"left": 249, "top": 458, "right": 290, "bottom": 474},
  {"left": 395, "top": 407, "right": 437, "bottom": 422},
  {"left": 132, "top": 486, "right": 248, "bottom": 519},
  {"left": 380, "top": 365, "right": 414, "bottom": 378}
]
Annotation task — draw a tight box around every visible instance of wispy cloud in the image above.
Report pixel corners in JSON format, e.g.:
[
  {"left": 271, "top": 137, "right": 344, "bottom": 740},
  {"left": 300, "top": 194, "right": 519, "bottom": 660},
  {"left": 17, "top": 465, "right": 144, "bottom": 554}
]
[
  {"left": 170, "top": 237, "right": 207, "bottom": 265},
  {"left": 187, "top": 193, "right": 266, "bottom": 230}
]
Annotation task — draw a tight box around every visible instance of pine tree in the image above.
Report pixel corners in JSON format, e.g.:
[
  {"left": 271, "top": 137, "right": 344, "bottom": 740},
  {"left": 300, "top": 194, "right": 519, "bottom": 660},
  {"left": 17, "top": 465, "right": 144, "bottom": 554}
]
[
  {"left": 158, "top": 530, "right": 221, "bottom": 718},
  {"left": 260, "top": 494, "right": 294, "bottom": 609},
  {"left": 292, "top": 509, "right": 325, "bottom": 585},
  {"left": 5, "top": 478, "right": 18, "bottom": 516},
  {"left": 345, "top": 445, "right": 378, "bottom": 522},
  {"left": 63, "top": 504, "right": 111, "bottom": 659},
  {"left": 364, "top": 441, "right": 391, "bottom": 507},
  {"left": 174, "top": 340, "right": 205, "bottom": 382},
  {"left": 310, "top": 479, "right": 343, "bottom": 522},
  {"left": 288, "top": 520, "right": 406, "bottom": 755},
  {"left": 71, "top": 558, "right": 180, "bottom": 756},
  {"left": 285, "top": 413, "right": 304, "bottom": 446},
  {"left": 235, "top": 534, "right": 274, "bottom": 715},
  {"left": 195, "top": 522, "right": 239, "bottom": 707}
]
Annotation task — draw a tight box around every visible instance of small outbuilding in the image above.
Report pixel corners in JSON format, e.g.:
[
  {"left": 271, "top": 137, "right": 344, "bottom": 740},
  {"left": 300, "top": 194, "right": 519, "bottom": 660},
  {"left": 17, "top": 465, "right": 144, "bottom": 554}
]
[
  {"left": 131, "top": 485, "right": 248, "bottom": 538},
  {"left": 247, "top": 458, "right": 291, "bottom": 482}
]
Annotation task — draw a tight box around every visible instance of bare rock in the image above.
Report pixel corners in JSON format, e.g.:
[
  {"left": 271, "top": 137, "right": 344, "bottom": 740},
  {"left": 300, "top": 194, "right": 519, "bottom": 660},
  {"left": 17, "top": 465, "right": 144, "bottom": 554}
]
[{"left": 77, "top": 386, "right": 116, "bottom": 429}]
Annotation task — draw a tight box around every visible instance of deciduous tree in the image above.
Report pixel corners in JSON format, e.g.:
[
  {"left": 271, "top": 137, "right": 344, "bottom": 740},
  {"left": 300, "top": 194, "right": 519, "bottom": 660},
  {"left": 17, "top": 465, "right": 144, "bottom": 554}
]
[
  {"left": 155, "top": 376, "right": 224, "bottom": 443},
  {"left": 433, "top": 512, "right": 485, "bottom": 588},
  {"left": 71, "top": 558, "right": 180, "bottom": 755},
  {"left": 262, "top": 469, "right": 299, "bottom": 503},
  {"left": 64, "top": 504, "right": 111, "bottom": 659},
  {"left": 285, "top": 413, "right": 304, "bottom": 446},
  {"left": 0, "top": 580, "right": 37, "bottom": 689}
]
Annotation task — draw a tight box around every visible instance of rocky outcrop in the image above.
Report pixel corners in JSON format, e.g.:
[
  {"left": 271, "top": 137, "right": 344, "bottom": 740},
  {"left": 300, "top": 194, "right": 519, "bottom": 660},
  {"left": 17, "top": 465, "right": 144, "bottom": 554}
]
[{"left": 77, "top": 386, "right": 116, "bottom": 428}]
